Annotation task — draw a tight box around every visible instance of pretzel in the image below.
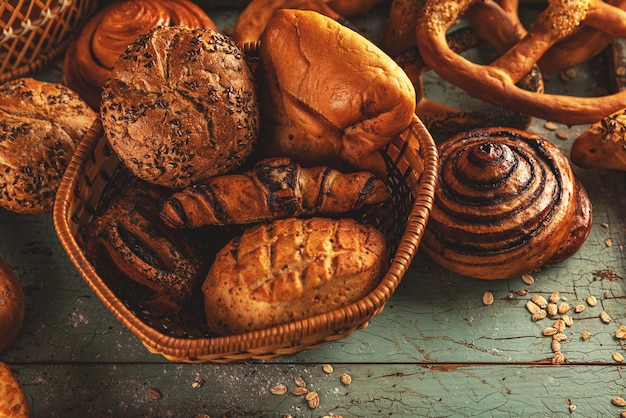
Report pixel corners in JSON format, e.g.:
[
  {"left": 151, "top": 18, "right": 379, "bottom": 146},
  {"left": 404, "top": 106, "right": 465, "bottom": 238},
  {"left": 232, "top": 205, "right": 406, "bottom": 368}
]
[
  {"left": 416, "top": 0, "right": 626, "bottom": 125},
  {"left": 393, "top": 0, "right": 541, "bottom": 136}
]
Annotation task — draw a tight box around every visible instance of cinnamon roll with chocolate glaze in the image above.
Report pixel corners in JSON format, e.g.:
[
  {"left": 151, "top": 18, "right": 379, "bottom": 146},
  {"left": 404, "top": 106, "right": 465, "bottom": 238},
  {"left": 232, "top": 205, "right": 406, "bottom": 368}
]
[
  {"left": 422, "top": 128, "right": 592, "bottom": 280},
  {"left": 64, "top": 0, "right": 218, "bottom": 109}
]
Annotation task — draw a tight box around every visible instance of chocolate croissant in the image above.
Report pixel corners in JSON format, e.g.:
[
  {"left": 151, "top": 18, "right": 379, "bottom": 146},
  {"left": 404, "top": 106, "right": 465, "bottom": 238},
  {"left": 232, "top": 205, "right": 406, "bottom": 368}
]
[
  {"left": 421, "top": 127, "right": 592, "bottom": 280},
  {"left": 64, "top": 0, "right": 217, "bottom": 109},
  {"left": 160, "top": 157, "right": 391, "bottom": 228}
]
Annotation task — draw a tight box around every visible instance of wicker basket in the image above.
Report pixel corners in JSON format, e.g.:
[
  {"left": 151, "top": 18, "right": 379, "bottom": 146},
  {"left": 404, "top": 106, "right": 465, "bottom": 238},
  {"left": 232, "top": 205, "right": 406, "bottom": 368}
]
[
  {"left": 0, "top": 0, "right": 97, "bottom": 83},
  {"left": 53, "top": 115, "right": 438, "bottom": 363}
]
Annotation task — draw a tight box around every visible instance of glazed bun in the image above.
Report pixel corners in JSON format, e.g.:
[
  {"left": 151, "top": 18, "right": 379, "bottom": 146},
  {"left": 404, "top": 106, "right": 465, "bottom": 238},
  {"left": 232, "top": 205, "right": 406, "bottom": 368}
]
[
  {"left": 254, "top": 9, "right": 416, "bottom": 177},
  {"left": 0, "top": 78, "right": 96, "bottom": 213},
  {"left": 101, "top": 26, "right": 259, "bottom": 188},
  {"left": 64, "top": 0, "right": 218, "bottom": 109}
]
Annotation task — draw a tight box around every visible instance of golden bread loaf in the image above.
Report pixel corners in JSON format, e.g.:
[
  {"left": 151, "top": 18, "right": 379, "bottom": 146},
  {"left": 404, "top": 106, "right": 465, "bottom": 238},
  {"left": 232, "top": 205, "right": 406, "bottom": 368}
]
[
  {"left": 0, "top": 78, "right": 95, "bottom": 214},
  {"left": 101, "top": 26, "right": 259, "bottom": 188},
  {"left": 0, "top": 362, "right": 29, "bottom": 418},
  {"left": 202, "top": 217, "right": 387, "bottom": 335},
  {"left": 0, "top": 257, "right": 24, "bottom": 354},
  {"left": 255, "top": 9, "right": 416, "bottom": 177}
]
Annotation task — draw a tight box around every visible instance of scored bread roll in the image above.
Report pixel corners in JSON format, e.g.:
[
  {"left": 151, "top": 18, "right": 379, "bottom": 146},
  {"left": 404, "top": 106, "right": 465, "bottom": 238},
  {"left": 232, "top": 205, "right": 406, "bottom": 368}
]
[
  {"left": 0, "top": 257, "right": 24, "bottom": 354},
  {"left": 202, "top": 217, "right": 387, "bottom": 335},
  {"left": 255, "top": 9, "right": 416, "bottom": 177},
  {"left": 101, "top": 26, "right": 259, "bottom": 188},
  {"left": 64, "top": 0, "right": 218, "bottom": 109},
  {"left": 0, "top": 78, "right": 96, "bottom": 214}
]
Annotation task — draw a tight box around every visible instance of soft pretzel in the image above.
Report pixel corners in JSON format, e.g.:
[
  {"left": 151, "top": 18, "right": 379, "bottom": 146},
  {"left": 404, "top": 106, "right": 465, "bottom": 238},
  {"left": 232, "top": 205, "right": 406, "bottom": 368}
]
[
  {"left": 393, "top": 0, "right": 541, "bottom": 136},
  {"left": 416, "top": 0, "right": 626, "bottom": 125}
]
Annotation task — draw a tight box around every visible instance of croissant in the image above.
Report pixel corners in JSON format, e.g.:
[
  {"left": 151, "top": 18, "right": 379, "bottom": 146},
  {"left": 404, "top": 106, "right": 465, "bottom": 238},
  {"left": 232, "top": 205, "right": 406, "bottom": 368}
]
[
  {"left": 64, "top": 0, "right": 217, "bottom": 109},
  {"left": 571, "top": 108, "right": 626, "bottom": 172},
  {"left": 160, "top": 157, "right": 391, "bottom": 228},
  {"left": 421, "top": 127, "right": 592, "bottom": 280}
]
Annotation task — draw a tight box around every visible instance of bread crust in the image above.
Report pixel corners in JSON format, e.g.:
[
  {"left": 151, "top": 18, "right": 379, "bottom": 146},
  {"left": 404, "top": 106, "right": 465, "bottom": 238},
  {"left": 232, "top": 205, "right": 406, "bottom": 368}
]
[
  {"left": 255, "top": 9, "right": 415, "bottom": 176},
  {"left": 0, "top": 257, "right": 24, "bottom": 354},
  {"left": 202, "top": 217, "right": 387, "bottom": 335},
  {"left": 101, "top": 26, "right": 259, "bottom": 188},
  {"left": 0, "top": 78, "right": 95, "bottom": 213},
  {"left": 0, "top": 362, "right": 29, "bottom": 417}
]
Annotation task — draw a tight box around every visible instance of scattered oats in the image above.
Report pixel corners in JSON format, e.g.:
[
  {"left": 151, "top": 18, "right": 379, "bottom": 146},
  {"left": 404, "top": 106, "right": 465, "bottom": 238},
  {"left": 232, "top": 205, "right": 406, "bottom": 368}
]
[
  {"left": 291, "top": 387, "right": 309, "bottom": 396},
  {"left": 483, "top": 291, "right": 494, "bottom": 305},
  {"left": 580, "top": 332, "right": 591, "bottom": 340},
  {"left": 306, "top": 391, "right": 320, "bottom": 409},
  {"left": 148, "top": 388, "right": 162, "bottom": 400},
  {"left": 575, "top": 304, "right": 585, "bottom": 313},
  {"left": 553, "top": 333, "right": 567, "bottom": 342},
  {"left": 526, "top": 300, "right": 541, "bottom": 314},
  {"left": 569, "top": 404, "right": 576, "bottom": 412},
  {"left": 543, "top": 327, "right": 558, "bottom": 336},
  {"left": 552, "top": 351, "right": 565, "bottom": 364},
  {"left": 271, "top": 384, "right": 288, "bottom": 395},
  {"left": 522, "top": 274, "right": 535, "bottom": 285},
  {"left": 557, "top": 303, "right": 570, "bottom": 315},
  {"left": 340, "top": 373, "right": 352, "bottom": 385},
  {"left": 613, "top": 352, "right": 625, "bottom": 363},
  {"left": 620, "top": 411, "right": 626, "bottom": 418},
  {"left": 518, "top": 289, "right": 529, "bottom": 296},
  {"left": 616, "top": 325, "right": 626, "bottom": 339},
  {"left": 601, "top": 222, "right": 609, "bottom": 228},
  {"left": 322, "top": 364, "right": 334, "bottom": 374},
  {"left": 547, "top": 303, "right": 558, "bottom": 316},
  {"left": 612, "top": 397, "right": 626, "bottom": 407},
  {"left": 532, "top": 310, "right": 547, "bottom": 321},
  {"left": 283, "top": 414, "right": 293, "bottom": 418},
  {"left": 586, "top": 295, "right": 598, "bottom": 307},
  {"left": 549, "top": 292, "right": 560, "bottom": 304},
  {"left": 294, "top": 376, "right": 306, "bottom": 387},
  {"left": 544, "top": 121, "right": 558, "bottom": 131},
  {"left": 554, "top": 319, "right": 566, "bottom": 332},
  {"left": 604, "top": 290, "right": 610, "bottom": 298},
  {"left": 551, "top": 340, "right": 561, "bottom": 353},
  {"left": 600, "top": 311, "right": 613, "bottom": 323},
  {"left": 507, "top": 293, "right": 514, "bottom": 299},
  {"left": 605, "top": 238, "right": 613, "bottom": 247},
  {"left": 560, "top": 68, "right": 576, "bottom": 81},
  {"left": 532, "top": 295, "right": 548, "bottom": 309},
  {"left": 562, "top": 315, "right": 574, "bottom": 327},
  {"left": 617, "top": 66, "right": 626, "bottom": 76},
  {"left": 191, "top": 380, "right": 203, "bottom": 389}
]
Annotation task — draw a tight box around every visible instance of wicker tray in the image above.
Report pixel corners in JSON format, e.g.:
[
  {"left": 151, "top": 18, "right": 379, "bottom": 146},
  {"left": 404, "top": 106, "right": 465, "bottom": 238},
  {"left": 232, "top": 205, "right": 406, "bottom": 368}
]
[
  {"left": 0, "top": 0, "right": 97, "bottom": 83},
  {"left": 53, "top": 115, "right": 438, "bottom": 363}
]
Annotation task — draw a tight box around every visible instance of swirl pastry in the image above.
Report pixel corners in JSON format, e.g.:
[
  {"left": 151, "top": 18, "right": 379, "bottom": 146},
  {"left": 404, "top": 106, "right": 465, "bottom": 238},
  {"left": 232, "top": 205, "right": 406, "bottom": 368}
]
[
  {"left": 421, "top": 127, "right": 592, "bottom": 280},
  {"left": 79, "top": 181, "right": 209, "bottom": 315},
  {"left": 64, "top": 0, "right": 218, "bottom": 109}
]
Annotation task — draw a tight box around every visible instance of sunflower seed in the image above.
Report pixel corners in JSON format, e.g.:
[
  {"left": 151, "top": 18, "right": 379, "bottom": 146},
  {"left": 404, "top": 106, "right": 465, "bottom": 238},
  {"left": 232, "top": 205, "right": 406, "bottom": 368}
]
[
  {"left": 148, "top": 388, "right": 162, "bottom": 400},
  {"left": 483, "top": 291, "right": 494, "bottom": 305},
  {"left": 521, "top": 274, "right": 535, "bottom": 285},
  {"left": 271, "top": 384, "right": 288, "bottom": 395},
  {"left": 600, "top": 311, "right": 613, "bottom": 323},
  {"left": 294, "top": 376, "right": 306, "bottom": 387},
  {"left": 586, "top": 295, "right": 597, "bottom": 307},
  {"left": 340, "top": 373, "right": 352, "bottom": 385},
  {"left": 291, "top": 387, "right": 309, "bottom": 396},
  {"left": 306, "top": 391, "right": 319, "bottom": 409}
]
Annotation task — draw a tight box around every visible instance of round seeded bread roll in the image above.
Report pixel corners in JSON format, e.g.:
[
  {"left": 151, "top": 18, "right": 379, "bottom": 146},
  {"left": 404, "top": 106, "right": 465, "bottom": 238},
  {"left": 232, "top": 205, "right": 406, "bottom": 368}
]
[
  {"left": 0, "top": 78, "right": 96, "bottom": 213},
  {"left": 0, "top": 257, "right": 24, "bottom": 354},
  {"left": 101, "top": 26, "right": 259, "bottom": 189},
  {"left": 202, "top": 217, "right": 387, "bottom": 335}
]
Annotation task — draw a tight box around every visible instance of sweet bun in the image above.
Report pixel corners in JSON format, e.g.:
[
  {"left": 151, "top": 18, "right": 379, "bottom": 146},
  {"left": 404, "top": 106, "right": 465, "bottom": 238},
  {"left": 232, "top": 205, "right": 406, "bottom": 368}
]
[
  {"left": 0, "top": 78, "right": 96, "bottom": 213},
  {"left": 64, "top": 0, "right": 218, "bottom": 109},
  {"left": 202, "top": 217, "right": 387, "bottom": 335},
  {"left": 421, "top": 127, "right": 592, "bottom": 280},
  {"left": 101, "top": 26, "right": 259, "bottom": 188},
  {"left": 0, "top": 257, "right": 24, "bottom": 353},
  {"left": 254, "top": 9, "right": 416, "bottom": 177}
]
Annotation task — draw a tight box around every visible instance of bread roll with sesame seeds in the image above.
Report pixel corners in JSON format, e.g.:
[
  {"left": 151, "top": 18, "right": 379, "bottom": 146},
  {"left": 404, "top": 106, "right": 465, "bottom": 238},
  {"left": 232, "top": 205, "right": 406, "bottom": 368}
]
[
  {"left": 101, "top": 26, "right": 259, "bottom": 189},
  {"left": 0, "top": 78, "right": 96, "bottom": 214}
]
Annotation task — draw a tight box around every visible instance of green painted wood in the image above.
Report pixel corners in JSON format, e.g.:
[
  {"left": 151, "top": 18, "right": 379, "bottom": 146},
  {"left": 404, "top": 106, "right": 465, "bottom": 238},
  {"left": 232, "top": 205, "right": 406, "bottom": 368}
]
[{"left": 0, "top": 2, "right": 624, "bottom": 417}]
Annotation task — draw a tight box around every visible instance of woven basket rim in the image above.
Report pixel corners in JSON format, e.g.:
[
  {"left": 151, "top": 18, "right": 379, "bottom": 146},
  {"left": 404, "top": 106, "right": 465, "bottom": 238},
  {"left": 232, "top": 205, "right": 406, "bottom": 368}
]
[{"left": 53, "top": 115, "right": 438, "bottom": 362}]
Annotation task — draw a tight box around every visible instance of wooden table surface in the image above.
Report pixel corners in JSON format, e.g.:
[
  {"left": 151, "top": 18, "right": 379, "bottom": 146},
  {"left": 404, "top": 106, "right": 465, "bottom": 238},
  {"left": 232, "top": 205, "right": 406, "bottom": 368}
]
[{"left": 2, "top": 2, "right": 625, "bottom": 417}]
